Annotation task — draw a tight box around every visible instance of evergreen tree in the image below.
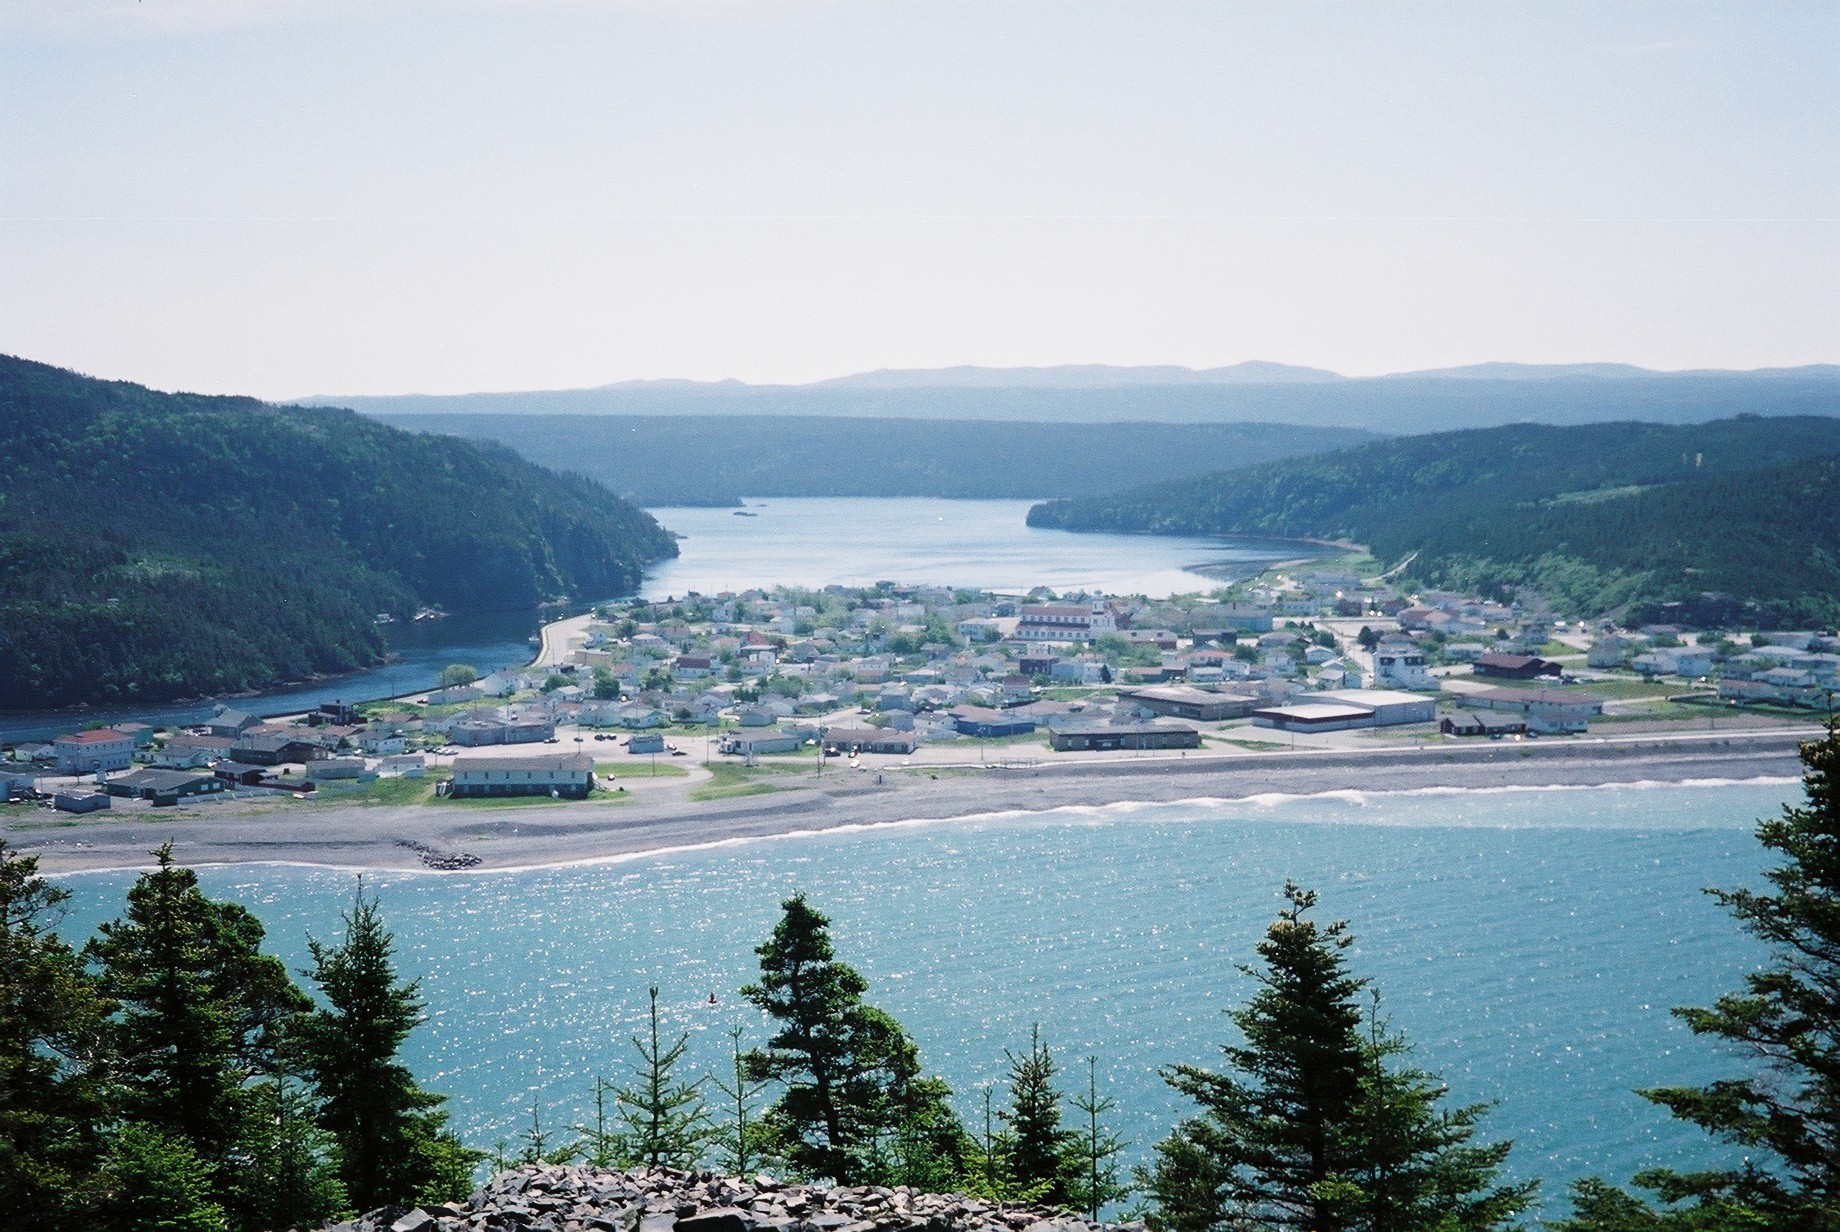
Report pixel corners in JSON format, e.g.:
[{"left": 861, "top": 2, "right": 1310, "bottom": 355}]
[
  {"left": 234, "top": 1076, "right": 348, "bottom": 1230},
  {"left": 712, "top": 1023, "right": 774, "bottom": 1177},
  {"left": 999, "top": 1024, "right": 1081, "bottom": 1207},
  {"left": 1143, "top": 882, "right": 1529, "bottom": 1232},
  {"left": 612, "top": 986, "right": 711, "bottom": 1169},
  {"left": 1555, "top": 723, "right": 1840, "bottom": 1232},
  {"left": 575, "top": 1077, "right": 622, "bottom": 1170},
  {"left": 88, "top": 843, "right": 311, "bottom": 1226},
  {"left": 742, "top": 893, "right": 967, "bottom": 1184},
  {"left": 0, "top": 840, "right": 113, "bottom": 1231},
  {"left": 294, "top": 883, "right": 481, "bottom": 1210},
  {"left": 1069, "top": 1056, "right": 1131, "bottom": 1222},
  {"left": 1343, "top": 999, "right": 1535, "bottom": 1232},
  {"left": 96, "top": 1122, "right": 227, "bottom": 1232}
]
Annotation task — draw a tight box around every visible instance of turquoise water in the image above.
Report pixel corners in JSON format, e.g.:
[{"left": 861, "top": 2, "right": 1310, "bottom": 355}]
[{"left": 53, "top": 781, "right": 1795, "bottom": 1205}]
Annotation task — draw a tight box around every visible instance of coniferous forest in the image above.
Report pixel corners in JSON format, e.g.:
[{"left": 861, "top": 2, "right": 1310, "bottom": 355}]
[
  {"left": 1028, "top": 418, "right": 1840, "bottom": 627},
  {"left": 0, "top": 356, "right": 678, "bottom": 709},
  {"left": 6, "top": 727, "right": 1839, "bottom": 1232}
]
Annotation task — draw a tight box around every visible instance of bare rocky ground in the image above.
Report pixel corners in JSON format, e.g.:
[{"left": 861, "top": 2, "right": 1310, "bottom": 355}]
[{"left": 327, "top": 1166, "right": 1131, "bottom": 1232}]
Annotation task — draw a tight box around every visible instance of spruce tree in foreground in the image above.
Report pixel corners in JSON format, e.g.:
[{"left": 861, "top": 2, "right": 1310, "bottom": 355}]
[
  {"left": 0, "top": 840, "right": 113, "bottom": 1231},
  {"left": 1069, "top": 1055, "right": 1131, "bottom": 1222},
  {"left": 742, "top": 893, "right": 969, "bottom": 1185},
  {"left": 613, "top": 986, "right": 712, "bottom": 1168},
  {"left": 999, "top": 1024, "right": 1081, "bottom": 1206},
  {"left": 294, "top": 883, "right": 481, "bottom": 1210},
  {"left": 1556, "top": 723, "right": 1840, "bottom": 1232},
  {"left": 88, "top": 843, "right": 315, "bottom": 1228},
  {"left": 1142, "top": 882, "right": 1531, "bottom": 1232}
]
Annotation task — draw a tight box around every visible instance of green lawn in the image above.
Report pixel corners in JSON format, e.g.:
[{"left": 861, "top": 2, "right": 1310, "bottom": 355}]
[
  {"left": 312, "top": 776, "right": 437, "bottom": 806},
  {"left": 689, "top": 762, "right": 789, "bottom": 803},
  {"left": 594, "top": 761, "right": 689, "bottom": 778},
  {"left": 1575, "top": 678, "right": 1679, "bottom": 700}
]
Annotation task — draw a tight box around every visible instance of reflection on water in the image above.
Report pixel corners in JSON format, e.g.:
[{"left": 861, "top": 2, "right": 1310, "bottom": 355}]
[
  {"left": 50, "top": 782, "right": 1791, "bottom": 1194},
  {"left": 643, "top": 497, "right": 1311, "bottom": 598}
]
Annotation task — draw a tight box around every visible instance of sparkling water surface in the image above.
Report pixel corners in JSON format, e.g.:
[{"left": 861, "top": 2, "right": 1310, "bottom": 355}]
[{"left": 54, "top": 781, "right": 1795, "bottom": 1205}]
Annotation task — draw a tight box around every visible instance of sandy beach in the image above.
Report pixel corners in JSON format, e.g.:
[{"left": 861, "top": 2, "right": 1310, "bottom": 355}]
[{"left": 9, "top": 727, "right": 1813, "bottom": 876}]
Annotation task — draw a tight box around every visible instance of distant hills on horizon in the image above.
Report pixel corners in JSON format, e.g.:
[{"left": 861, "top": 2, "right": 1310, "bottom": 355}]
[{"left": 302, "top": 361, "right": 1840, "bottom": 434}]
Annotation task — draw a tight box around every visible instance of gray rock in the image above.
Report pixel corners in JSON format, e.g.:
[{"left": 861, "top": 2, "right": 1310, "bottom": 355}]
[{"left": 676, "top": 1209, "right": 754, "bottom": 1232}]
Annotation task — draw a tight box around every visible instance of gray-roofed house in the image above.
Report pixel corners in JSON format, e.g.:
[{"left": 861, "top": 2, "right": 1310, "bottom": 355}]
[{"left": 445, "top": 753, "right": 595, "bottom": 799}]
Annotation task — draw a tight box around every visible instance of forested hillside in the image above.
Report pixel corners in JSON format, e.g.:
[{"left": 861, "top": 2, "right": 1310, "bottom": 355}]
[
  {"left": 374, "top": 413, "right": 1378, "bottom": 505},
  {"left": 0, "top": 356, "right": 676, "bottom": 708},
  {"left": 1028, "top": 418, "right": 1840, "bottom": 625}
]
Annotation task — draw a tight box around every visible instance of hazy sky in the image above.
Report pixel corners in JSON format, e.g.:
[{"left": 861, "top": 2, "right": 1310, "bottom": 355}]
[{"left": 2, "top": 1, "right": 1834, "bottom": 397}]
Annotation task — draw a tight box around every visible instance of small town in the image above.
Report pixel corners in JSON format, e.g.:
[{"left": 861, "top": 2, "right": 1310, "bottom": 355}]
[{"left": 7, "top": 561, "right": 1834, "bottom": 818}]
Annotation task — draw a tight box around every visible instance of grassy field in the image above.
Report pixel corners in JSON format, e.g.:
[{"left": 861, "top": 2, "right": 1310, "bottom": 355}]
[
  {"left": 312, "top": 776, "right": 438, "bottom": 806},
  {"left": 1574, "top": 678, "right": 1680, "bottom": 700},
  {"left": 594, "top": 761, "right": 689, "bottom": 779},
  {"left": 689, "top": 763, "right": 789, "bottom": 803}
]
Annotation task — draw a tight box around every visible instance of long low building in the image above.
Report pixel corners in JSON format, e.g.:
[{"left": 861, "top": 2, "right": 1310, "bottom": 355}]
[
  {"left": 821, "top": 728, "right": 919, "bottom": 756},
  {"left": 1317, "top": 689, "right": 1438, "bottom": 726},
  {"left": 104, "top": 768, "right": 227, "bottom": 802},
  {"left": 1048, "top": 721, "right": 1200, "bottom": 752},
  {"left": 1251, "top": 702, "right": 1379, "bottom": 733},
  {"left": 1466, "top": 687, "right": 1605, "bottom": 716},
  {"left": 720, "top": 725, "right": 818, "bottom": 757},
  {"left": 445, "top": 753, "right": 595, "bottom": 799},
  {"left": 1115, "top": 686, "right": 1260, "bottom": 722},
  {"left": 1252, "top": 688, "right": 1438, "bottom": 733}
]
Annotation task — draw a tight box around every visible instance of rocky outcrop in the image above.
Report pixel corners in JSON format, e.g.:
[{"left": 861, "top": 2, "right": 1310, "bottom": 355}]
[{"left": 326, "top": 1165, "right": 1133, "bottom": 1232}]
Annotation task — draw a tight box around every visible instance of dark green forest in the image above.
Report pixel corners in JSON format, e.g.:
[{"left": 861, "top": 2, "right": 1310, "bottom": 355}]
[
  {"left": 1028, "top": 417, "right": 1840, "bottom": 626},
  {"left": 371, "top": 414, "right": 1379, "bottom": 506},
  {"left": 0, "top": 356, "right": 677, "bottom": 709}
]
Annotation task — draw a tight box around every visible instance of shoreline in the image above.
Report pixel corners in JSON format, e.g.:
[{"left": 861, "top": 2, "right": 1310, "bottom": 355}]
[{"left": 12, "top": 729, "right": 1813, "bottom": 876}]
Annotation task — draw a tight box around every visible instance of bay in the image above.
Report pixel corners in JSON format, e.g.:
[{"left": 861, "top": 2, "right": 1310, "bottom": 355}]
[
  {"left": 642, "top": 497, "right": 1309, "bottom": 598},
  {"left": 52, "top": 780, "right": 1794, "bottom": 1206}
]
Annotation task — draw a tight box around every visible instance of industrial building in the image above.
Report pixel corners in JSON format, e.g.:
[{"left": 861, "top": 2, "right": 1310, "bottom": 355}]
[
  {"left": 1115, "top": 686, "right": 1260, "bottom": 722},
  {"left": 1252, "top": 688, "right": 1438, "bottom": 733},
  {"left": 1048, "top": 721, "right": 1201, "bottom": 752}
]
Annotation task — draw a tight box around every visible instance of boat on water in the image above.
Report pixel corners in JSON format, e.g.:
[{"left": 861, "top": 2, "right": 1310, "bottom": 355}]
[
  {"left": 732, "top": 510, "right": 758, "bottom": 517},
  {"left": 374, "top": 612, "right": 396, "bottom": 624}
]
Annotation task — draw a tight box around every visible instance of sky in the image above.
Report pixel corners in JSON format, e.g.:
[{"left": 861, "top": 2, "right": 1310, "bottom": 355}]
[{"left": 1, "top": 1, "right": 1834, "bottom": 398}]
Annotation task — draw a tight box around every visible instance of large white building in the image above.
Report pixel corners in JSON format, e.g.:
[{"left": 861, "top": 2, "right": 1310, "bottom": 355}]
[
  {"left": 1015, "top": 601, "right": 1117, "bottom": 643},
  {"left": 1372, "top": 635, "right": 1435, "bottom": 690},
  {"left": 54, "top": 728, "right": 135, "bottom": 773},
  {"left": 445, "top": 752, "right": 594, "bottom": 799}
]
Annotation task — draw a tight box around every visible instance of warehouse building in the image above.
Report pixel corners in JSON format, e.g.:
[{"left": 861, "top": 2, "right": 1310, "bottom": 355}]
[
  {"left": 1115, "top": 686, "right": 1260, "bottom": 722},
  {"left": 1048, "top": 721, "right": 1201, "bottom": 752}
]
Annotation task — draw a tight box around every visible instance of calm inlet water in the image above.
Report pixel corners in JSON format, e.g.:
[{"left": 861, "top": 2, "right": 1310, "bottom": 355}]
[
  {"left": 642, "top": 498, "right": 1308, "bottom": 598},
  {"left": 54, "top": 781, "right": 1793, "bottom": 1205}
]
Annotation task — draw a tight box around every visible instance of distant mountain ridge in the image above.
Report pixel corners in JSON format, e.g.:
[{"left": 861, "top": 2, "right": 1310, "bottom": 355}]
[
  {"left": 1027, "top": 416, "right": 1840, "bottom": 625},
  {"left": 304, "top": 363, "right": 1840, "bottom": 433},
  {"left": 374, "top": 413, "right": 1381, "bottom": 506},
  {"left": 0, "top": 355, "right": 677, "bottom": 709}
]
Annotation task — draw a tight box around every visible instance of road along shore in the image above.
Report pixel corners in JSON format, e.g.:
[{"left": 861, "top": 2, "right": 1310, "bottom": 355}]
[{"left": 13, "top": 728, "right": 1813, "bottom": 876}]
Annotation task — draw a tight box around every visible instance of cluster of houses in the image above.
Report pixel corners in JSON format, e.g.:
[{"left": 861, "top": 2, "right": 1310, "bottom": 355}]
[{"left": 9, "top": 577, "right": 1834, "bottom": 809}]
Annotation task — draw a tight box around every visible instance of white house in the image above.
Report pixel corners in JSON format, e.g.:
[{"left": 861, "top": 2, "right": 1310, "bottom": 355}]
[{"left": 1372, "top": 636, "right": 1435, "bottom": 690}]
